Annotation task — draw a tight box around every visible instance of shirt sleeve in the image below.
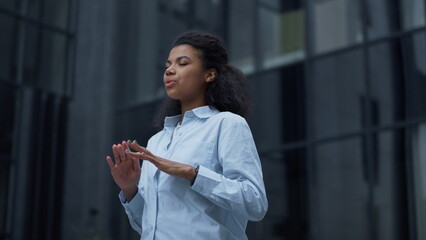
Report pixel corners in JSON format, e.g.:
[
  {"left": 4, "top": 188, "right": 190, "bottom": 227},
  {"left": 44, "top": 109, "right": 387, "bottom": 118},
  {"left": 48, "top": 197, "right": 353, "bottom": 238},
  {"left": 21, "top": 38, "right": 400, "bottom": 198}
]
[
  {"left": 118, "top": 189, "right": 144, "bottom": 235},
  {"left": 190, "top": 116, "right": 268, "bottom": 221}
]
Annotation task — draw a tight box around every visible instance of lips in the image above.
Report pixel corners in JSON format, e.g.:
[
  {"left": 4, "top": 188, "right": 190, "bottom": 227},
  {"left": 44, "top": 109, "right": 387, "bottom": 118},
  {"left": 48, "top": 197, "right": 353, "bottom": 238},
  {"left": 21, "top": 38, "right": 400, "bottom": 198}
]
[{"left": 165, "top": 79, "right": 177, "bottom": 87}]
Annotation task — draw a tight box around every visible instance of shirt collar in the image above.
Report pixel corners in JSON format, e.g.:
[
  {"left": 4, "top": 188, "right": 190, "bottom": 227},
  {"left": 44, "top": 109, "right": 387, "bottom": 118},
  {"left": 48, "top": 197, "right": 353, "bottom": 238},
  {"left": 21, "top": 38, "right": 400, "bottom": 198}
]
[{"left": 164, "top": 105, "right": 219, "bottom": 128}]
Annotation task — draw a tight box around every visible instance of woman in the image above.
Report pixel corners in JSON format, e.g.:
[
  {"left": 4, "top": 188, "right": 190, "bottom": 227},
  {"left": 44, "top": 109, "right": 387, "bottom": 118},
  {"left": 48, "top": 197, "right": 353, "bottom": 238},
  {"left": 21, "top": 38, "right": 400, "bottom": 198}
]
[{"left": 106, "top": 30, "right": 268, "bottom": 239}]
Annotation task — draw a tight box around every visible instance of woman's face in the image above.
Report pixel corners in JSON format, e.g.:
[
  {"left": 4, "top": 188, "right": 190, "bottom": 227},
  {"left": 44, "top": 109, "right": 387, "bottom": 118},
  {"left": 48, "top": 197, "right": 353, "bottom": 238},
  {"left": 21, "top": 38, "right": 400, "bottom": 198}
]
[{"left": 164, "top": 44, "right": 214, "bottom": 105}]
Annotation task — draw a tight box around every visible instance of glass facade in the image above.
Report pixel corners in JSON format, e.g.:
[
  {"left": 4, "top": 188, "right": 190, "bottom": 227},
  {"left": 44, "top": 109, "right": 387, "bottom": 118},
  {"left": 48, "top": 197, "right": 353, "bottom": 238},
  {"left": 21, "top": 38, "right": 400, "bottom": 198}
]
[
  {"left": 1, "top": 0, "right": 426, "bottom": 239},
  {"left": 0, "top": 0, "right": 77, "bottom": 239}
]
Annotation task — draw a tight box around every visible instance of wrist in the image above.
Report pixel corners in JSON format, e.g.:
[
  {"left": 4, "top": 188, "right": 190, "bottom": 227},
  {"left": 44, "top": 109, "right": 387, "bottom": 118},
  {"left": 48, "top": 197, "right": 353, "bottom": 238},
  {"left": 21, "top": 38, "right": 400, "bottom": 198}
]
[
  {"left": 190, "top": 165, "right": 200, "bottom": 186},
  {"left": 122, "top": 186, "right": 138, "bottom": 201}
]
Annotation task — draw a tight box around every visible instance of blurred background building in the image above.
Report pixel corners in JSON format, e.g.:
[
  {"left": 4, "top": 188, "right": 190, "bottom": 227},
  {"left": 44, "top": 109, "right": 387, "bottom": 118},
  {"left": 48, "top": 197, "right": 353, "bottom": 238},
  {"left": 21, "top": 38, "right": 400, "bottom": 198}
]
[{"left": 1, "top": 0, "right": 426, "bottom": 239}]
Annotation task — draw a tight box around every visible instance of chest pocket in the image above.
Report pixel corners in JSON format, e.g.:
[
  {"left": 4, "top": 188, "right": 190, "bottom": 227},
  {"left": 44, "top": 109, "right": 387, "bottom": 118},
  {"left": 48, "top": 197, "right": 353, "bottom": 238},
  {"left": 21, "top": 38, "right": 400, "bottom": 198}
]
[{"left": 172, "top": 140, "right": 219, "bottom": 171}]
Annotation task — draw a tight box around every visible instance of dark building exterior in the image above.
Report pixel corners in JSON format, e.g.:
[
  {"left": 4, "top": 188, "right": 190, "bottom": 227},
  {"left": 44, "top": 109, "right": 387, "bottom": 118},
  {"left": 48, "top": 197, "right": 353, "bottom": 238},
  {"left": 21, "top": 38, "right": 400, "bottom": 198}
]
[{"left": 1, "top": 0, "right": 426, "bottom": 239}]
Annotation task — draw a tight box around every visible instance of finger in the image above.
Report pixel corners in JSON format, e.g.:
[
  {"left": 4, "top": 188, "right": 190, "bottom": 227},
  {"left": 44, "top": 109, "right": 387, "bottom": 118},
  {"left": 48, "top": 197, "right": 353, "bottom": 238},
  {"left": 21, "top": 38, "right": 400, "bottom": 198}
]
[
  {"left": 117, "top": 144, "right": 126, "bottom": 161},
  {"left": 112, "top": 145, "right": 120, "bottom": 163},
  {"left": 129, "top": 141, "right": 151, "bottom": 154},
  {"left": 122, "top": 140, "right": 129, "bottom": 150},
  {"left": 106, "top": 156, "right": 114, "bottom": 169},
  {"left": 127, "top": 151, "right": 150, "bottom": 161},
  {"left": 132, "top": 156, "right": 140, "bottom": 171}
]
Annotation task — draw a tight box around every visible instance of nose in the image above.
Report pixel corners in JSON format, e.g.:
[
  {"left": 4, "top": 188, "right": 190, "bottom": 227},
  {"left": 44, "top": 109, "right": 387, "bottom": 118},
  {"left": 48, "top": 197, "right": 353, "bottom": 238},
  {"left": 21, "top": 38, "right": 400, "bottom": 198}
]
[{"left": 165, "top": 66, "right": 175, "bottom": 76}]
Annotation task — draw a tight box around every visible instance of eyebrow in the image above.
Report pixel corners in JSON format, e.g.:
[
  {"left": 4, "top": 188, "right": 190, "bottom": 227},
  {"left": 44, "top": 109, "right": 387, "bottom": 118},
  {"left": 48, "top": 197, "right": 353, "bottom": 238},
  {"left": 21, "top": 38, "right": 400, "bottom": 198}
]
[{"left": 166, "top": 56, "right": 191, "bottom": 64}]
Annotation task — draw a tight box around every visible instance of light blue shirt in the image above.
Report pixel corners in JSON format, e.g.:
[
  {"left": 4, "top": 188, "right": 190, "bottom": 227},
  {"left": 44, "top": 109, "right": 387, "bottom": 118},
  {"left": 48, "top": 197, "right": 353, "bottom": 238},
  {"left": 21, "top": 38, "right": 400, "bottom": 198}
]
[{"left": 119, "top": 106, "right": 268, "bottom": 240}]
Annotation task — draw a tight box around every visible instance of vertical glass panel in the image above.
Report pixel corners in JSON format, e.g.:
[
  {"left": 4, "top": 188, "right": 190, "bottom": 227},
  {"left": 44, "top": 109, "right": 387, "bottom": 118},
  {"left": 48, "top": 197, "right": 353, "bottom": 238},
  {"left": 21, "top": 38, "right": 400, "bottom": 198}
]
[
  {"left": 27, "top": 0, "right": 70, "bottom": 30},
  {"left": 250, "top": 65, "right": 306, "bottom": 147},
  {"left": 24, "top": 26, "right": 68, "bottom": 95},
  {"left": 0, "top": 0, "right": 18, "bottom": 10},
  {"left": 401, "top": 0, "right": 426, "bottom": 30},
  {"left": 403, "top": 31, "right": 426, "bottom": 119},
  {"left": 366, "top": 0, "right": 399, "bottom": 39},
  {"left": 159, "top": 0, "right": 188, "bottom": 13},
  {"left": 0, "top": 161, "right": 11, "bottom": 235},
  {"left": 368, "top": 40, "right": 404, "bottom": 126},
  {"left": 27, "top": 0, "right": 42, "bottom": 22},
  {"left": 259, "top": 6, "right": 305, "bottom": 69},
  {"left": 0, "top": 14, "right": 16, "bottom": 82},
  {"left": 313, "top": 138, "right": 370, "bottom": 240},
  {"left": 375, "top": 130, "right": 407, "bottom": 240},
  {"left": 23, "top": 24, "right": 39, "bottom": 86},
  {"left": 43, "top": 0, "right": 70, "bottom": 29},
  {"left": 195, "top": 0, "right": 224, "bottom": 33},
  {"left": 312, "top": 0, "right": 363, "bottom": 54},
  {"left": 280, "top": 65, "right": 306, "bottom": 143},
  {"left": 228, "top": 0, "right": 255, "bottom": 74},
  {"left": 411, "top": 123, "right": 426, "bottom": 240},
  {"left": 157, "top": 11, "right": 187, "bottom": 64},
  {"left": 260, "top": 0, "right": 281, "bottom": 8},
  {"left": 246, "top": 148, "right": 307, "bottom": 239},
  {"left": 0, "top": 84, "right": 15, "bottom": 155},
  {"left": 250, "top": 71, "right": 283, "bottom": 149},
  {"left": 311, "top": 49, "right": 365, "bottom": 138},
  {"left": 39, "top": 30, "right": 68, "bottom": 94}
]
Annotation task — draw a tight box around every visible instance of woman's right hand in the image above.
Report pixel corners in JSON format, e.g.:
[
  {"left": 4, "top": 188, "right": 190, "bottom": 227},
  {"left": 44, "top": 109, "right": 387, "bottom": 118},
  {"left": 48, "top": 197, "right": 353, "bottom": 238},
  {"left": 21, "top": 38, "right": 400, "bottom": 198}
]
[{"left": 106, "top": 140, "right": 141, "bottom": 201}]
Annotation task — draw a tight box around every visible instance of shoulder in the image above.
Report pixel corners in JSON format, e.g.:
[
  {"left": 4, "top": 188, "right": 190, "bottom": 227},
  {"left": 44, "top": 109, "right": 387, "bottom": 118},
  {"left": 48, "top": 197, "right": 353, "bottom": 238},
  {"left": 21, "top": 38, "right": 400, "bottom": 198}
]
[
  {"left": 209, "top": 111, "right": 251, "bottom": 133},
  {"left": 146, "top": 129, "right": 166, "bottom": 148},
  {"left": 211, "top": 111, "right": 247, "bottom": 124}
]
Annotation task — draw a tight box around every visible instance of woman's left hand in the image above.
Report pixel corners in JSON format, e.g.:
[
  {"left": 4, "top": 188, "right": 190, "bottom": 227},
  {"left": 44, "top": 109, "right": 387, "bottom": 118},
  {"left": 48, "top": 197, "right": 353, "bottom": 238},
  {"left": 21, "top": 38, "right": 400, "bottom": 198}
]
[{"left": 127, "top": 141, "right": 197, "bottom": 182}]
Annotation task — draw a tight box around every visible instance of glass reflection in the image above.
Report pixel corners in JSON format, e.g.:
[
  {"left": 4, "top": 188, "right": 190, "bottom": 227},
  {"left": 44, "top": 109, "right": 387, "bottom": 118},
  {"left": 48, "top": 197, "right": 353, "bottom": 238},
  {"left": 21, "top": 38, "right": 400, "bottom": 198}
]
[
  {"left": 411, "top": 123, "right": 426, "bottom": 240},
  {"left": 250, "top": 148, "right": 306, "bottom": 239},
  {"left": 403, "top": 31, "right": 426, "bottom": 119},
  {"left": 312, "top": 0, "right": 363, "bottom": 54},
  {"left": 258, "top": 6, "right": 305, "bottom": 69},
  {"left": 401, "top": 0, "right": 426, "bottom": 30},
  {"left": 311, "top": 48, "right": 365, "bottom": 138},
  {"left": 366, "top": 0, "right": 399, "bottom": 39},
  {"left": 368, "top": 40, "right": 404, "bottom": 126},
  {"left": 228, "top": 0, "right": 256, "bottom": 74},
  {"left": 0, "top": 14, "right": 16, "bottom": 82},
  {"left": 313, "top": 138, "right": 370, "bottom": 240}
]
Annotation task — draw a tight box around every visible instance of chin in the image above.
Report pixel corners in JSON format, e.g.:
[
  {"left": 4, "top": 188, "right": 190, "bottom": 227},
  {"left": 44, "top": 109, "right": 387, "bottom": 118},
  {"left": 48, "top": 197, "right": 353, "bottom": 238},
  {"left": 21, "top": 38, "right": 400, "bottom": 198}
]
[{"left": 165, "top": 91, "right": 180, "bottom": 100}]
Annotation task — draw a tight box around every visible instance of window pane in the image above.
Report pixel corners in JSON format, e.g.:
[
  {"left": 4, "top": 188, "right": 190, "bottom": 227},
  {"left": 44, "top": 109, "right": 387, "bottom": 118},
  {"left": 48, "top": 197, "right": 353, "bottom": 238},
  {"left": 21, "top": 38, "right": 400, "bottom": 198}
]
[
  {"left": 39, "top": 30, "right": 68, "bottom": 94},
  {"left": 228, "top": 0, "right": 255, "bottom": 74},
  {"left": 43, "top": 0, "right": 70, "bottom": 30},
  {"left": 403, "top": 31, "right": 426, "bottom": 120},
  {"left": 194, "top": 0, "right": 224, "bottom": 33},
  {"left": 368, "top": 40, "right": 404, "bottom": 126},
  {"left": 0, "top": 161, "right": 11, "bottom": 235},
  {"left": 0, "top": 14, "right": 17, "bottom": 82},
  {"left": 0, "top": 0, "right": 19, "bottom": 10},
  {"left": 28, "top": 0, "right": 70, "bottom": 30},
  {"left": 24, "top": 26, "right": 68, "bottom": 95},
  {"left": 313, "top": 138, "right": 370, "bottom": 240},
  {"left": 250, "top": 71, "right": 284, "bottom": 149},
  {"left": 159, "top": 0, "right": 188, "bottom": 13},
  {"left": 401, "top": 0, "right": 426, "bottom": 30},
  {"left": 250, "top": 65, "right": 306, "bottom": 148},
  {"left": 411, "top": 123, "right": 426, "bottom": 240},
  {"left": 312, "top": 0, "right": 363, "bottom": 54},
  {"left": 158, "top": 13, "right": 187, "bottom": 58},
  {"left": 366, "top": 0, "right": 399, "bottom": 39},
  {"left": 0, "top": 84, "right": 16, "bottom": 155},
  {"left": 259, "top": 6, "right": 305, "bottom": 69},
  {"left": 247, "top": 148, "right": 307, "bottom": 239},
  {"left": 374, "top": 130, "right": 408, "bottom": 240},
  {"left": 311, "top": 49, "right": 365, "bottom": 138}
]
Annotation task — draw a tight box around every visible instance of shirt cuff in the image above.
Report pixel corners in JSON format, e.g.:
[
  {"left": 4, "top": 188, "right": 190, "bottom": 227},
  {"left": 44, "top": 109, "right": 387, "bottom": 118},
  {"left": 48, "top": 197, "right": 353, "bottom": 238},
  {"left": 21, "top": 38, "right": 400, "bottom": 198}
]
[
  {"left": 190, "top": 165, "right": 221, "bottom": 195},
  {"left": 118, "top": 190, "right": 144, "bottom": 214}
]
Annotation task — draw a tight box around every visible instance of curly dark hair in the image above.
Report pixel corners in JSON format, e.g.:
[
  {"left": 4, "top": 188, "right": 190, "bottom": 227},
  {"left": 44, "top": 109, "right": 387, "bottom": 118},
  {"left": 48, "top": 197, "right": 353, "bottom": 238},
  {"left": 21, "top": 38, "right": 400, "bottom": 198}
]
[{"left": 153, "top": 30, "right": 251, "bottom": 128}]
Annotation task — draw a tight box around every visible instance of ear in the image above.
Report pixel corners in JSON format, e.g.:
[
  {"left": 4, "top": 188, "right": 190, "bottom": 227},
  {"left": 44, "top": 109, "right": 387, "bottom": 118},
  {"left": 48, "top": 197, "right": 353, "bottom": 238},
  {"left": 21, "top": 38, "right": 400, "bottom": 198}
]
[{"left": 204, "top": 68, "right": 217, "bottom": 83}]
